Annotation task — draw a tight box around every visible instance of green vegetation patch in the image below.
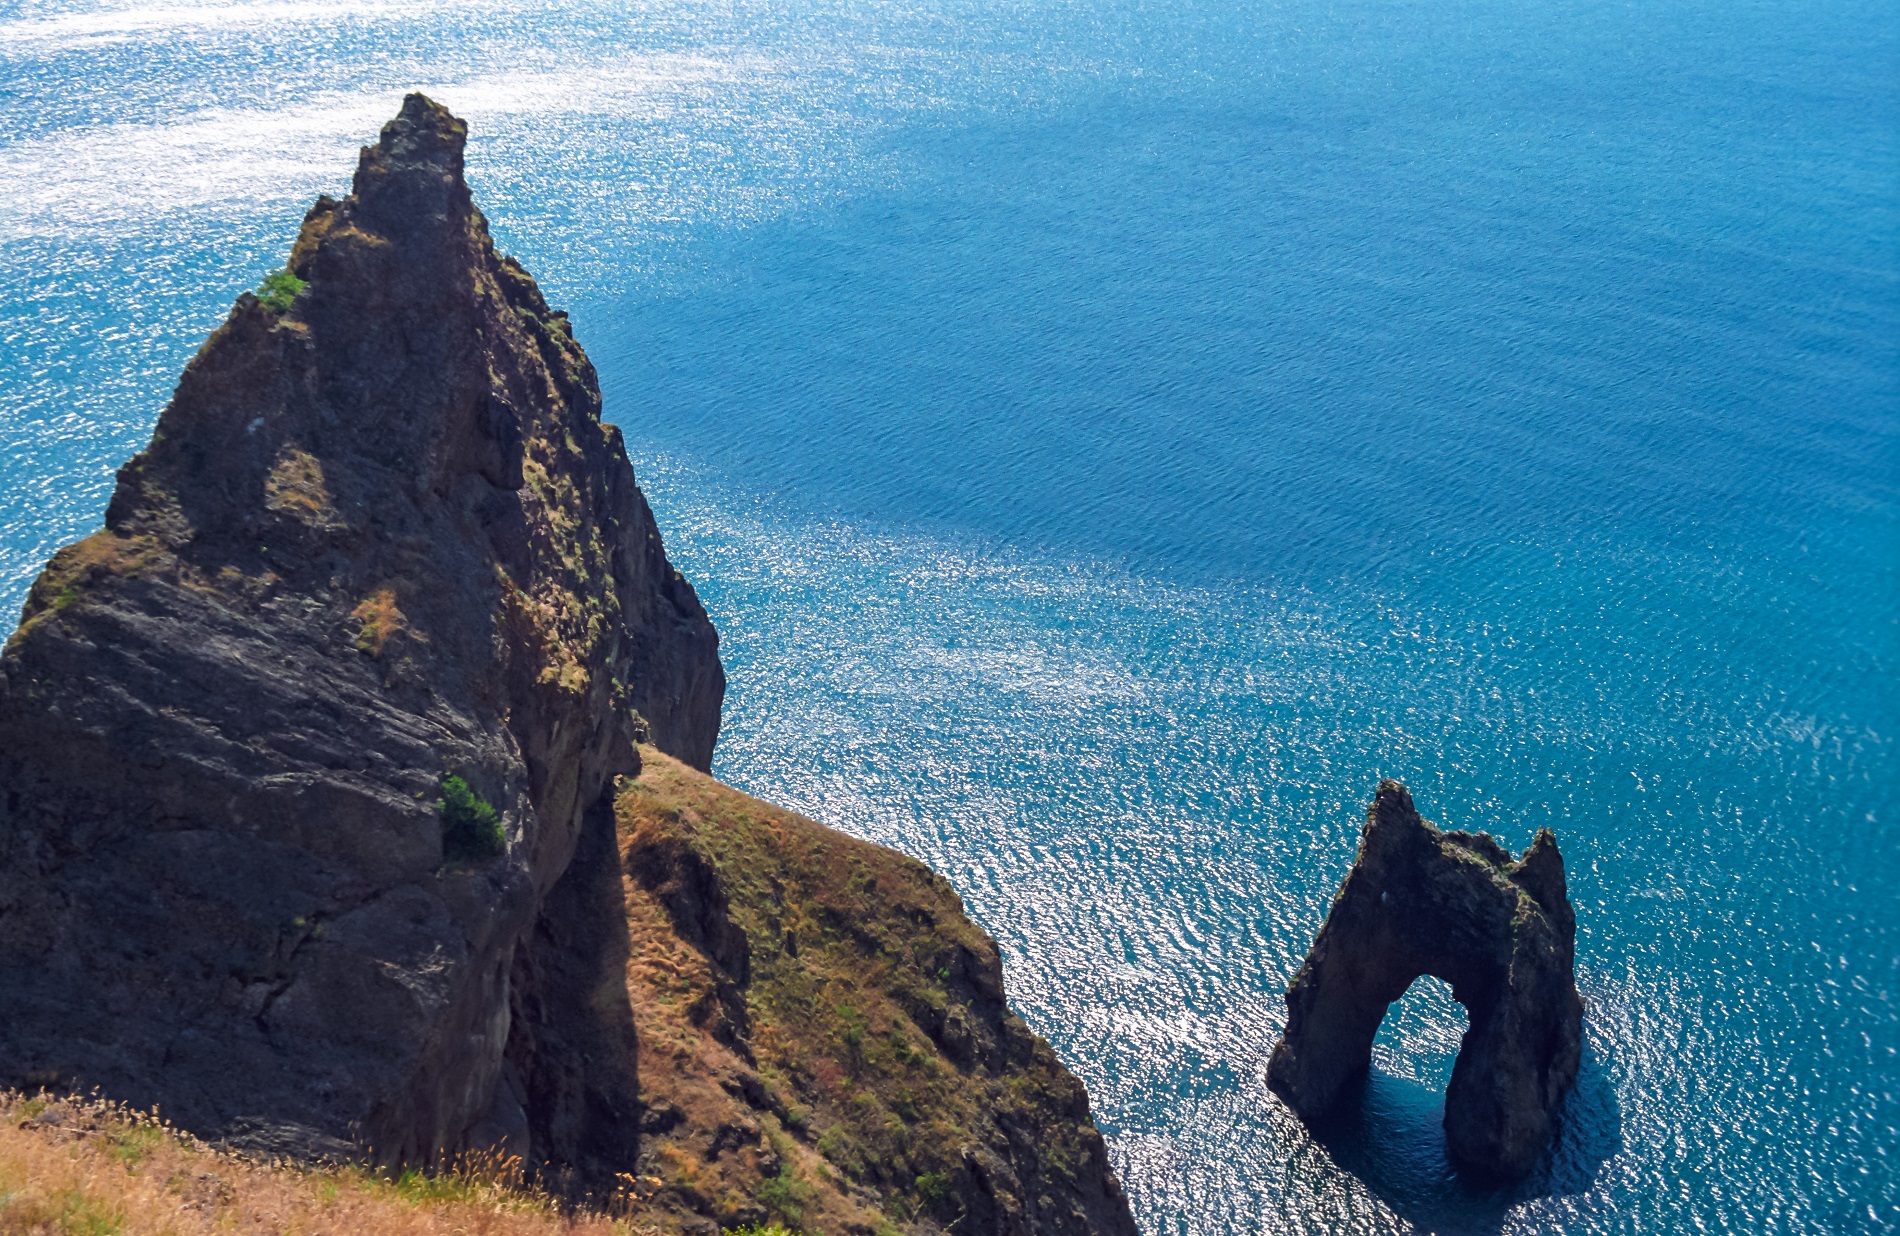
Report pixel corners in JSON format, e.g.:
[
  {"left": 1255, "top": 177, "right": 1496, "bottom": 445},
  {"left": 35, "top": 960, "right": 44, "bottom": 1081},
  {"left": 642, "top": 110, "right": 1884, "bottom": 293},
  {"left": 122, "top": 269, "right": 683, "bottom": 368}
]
[
  {"left": 754, "top": 1163, "right": 815, "bottom": 1225},
  {"left": 622, "top": 750, "right": 1112, "bottom": 1229},
  {"left": 254, "top": 267, "right": 306, "bottom": 314},
  {"left": 438, "top": 775, "right": 504, "bottom": 863},
  {"left": 103, "top": 1124, "right": 162, "bottom": 1169}
]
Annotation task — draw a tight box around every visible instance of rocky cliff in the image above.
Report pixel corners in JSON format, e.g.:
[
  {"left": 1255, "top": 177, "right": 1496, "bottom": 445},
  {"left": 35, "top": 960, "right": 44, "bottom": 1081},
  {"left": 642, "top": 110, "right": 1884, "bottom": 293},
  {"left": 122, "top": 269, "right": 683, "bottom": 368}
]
[
  {"left": 1266, "top": 781, "right": 1584, "bottom": 1178},
  {"left": 0, "top": 95, "right": 1134, "bottom": 1235}
]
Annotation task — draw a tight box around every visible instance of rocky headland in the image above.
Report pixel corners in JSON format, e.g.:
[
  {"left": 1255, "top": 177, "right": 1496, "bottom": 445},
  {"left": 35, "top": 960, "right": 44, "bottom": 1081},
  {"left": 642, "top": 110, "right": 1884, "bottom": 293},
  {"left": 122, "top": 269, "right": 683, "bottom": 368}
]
[
  {"left": 1266, "top": 781, "right": 1584, "bottom": 1179},
  {"left": 0, "top": 95, "right": 1135, "bottom": 1235}
]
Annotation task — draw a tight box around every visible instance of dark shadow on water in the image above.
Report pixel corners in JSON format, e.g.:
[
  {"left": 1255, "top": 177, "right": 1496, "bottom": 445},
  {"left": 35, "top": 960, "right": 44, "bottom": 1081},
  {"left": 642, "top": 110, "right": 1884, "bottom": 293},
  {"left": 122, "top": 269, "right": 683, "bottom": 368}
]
[{"left": 1307, "top": 1045, "right": 1622, "bottom": 1235}]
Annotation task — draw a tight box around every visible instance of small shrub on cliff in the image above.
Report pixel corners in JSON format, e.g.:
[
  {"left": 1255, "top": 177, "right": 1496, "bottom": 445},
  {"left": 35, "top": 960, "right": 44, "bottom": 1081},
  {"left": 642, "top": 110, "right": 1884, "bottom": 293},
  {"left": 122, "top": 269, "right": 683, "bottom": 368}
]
[
  {"left": 754, "top": 1165, "right": 814, "bottom": 1225},
  {"left": 254, "top": 267, "right": 306, "bottom": 313},
  {"left": 914, "top": 1170, "right": 951, "bottom": 1209},
  {"left": 439, "top": 776, "right": 504, "bottom": 863}
]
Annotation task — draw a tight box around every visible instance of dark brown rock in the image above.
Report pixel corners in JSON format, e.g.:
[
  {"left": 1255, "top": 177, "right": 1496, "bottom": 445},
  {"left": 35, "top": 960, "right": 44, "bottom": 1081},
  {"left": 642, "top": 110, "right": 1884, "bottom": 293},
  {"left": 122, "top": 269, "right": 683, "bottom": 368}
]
[
  {"left": 1266, "top": 780, "right": 1584, "bottom": 1178},
  {"left": 0, "top": 94, "right": 722, "bottom": 1166}
]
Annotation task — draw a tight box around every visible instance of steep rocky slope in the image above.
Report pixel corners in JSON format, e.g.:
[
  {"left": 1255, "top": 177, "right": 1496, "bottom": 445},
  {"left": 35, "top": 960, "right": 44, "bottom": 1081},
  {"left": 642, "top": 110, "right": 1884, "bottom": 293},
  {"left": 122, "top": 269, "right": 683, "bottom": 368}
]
[
  {"left": 602, "top": 750, "right": 1133, "bottom": 1233},
  {"left": 0, "top": 95, "right": 1133, "bottom": 1234}
]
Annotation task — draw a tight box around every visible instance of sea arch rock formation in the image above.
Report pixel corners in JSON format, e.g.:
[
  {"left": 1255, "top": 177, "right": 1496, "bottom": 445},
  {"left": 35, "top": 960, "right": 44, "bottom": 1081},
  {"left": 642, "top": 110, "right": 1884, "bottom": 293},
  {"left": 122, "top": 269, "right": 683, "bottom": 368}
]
[{"left": 1266, "top": 781, "right": 1584, "bottom": 1178}]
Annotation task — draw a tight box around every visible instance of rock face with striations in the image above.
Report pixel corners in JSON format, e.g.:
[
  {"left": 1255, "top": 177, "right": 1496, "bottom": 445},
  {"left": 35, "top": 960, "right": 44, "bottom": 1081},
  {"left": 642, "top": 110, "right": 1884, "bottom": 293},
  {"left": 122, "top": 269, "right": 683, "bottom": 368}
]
[
  {"left": 0, "top": 95, "right": 1135, "bottom": 1234},
  {"left": 0, "top": 92, "right": 724, "bottom": 1163},
  {"left": 1266, "top": 781, "right": 1584, "bottom": 1179}
]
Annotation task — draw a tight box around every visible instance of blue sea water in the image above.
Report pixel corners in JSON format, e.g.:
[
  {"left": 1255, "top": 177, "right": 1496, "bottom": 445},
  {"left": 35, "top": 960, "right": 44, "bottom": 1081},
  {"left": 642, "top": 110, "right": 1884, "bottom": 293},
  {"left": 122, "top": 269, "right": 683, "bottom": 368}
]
[{"left": 1, "top": 0, "right": 1895, "bottom": 1230}]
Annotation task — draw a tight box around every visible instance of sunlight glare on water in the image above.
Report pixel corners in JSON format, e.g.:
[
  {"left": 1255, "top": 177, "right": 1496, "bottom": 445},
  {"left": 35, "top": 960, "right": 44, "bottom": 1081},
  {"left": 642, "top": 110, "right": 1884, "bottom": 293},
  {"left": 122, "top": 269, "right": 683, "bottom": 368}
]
[{"left": 2, "top": 0, "right": 1895, "bottom": 1230}]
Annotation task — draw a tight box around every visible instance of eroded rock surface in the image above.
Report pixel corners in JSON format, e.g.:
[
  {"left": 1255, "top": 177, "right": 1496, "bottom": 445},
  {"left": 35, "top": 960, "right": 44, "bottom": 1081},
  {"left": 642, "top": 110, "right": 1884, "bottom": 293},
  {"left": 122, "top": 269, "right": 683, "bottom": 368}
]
[
  {"left": 1266, "top": 781, "right": 1584, "bottom": 1178},
  {"left": 0, "top": 94, "right": 723, "bottom": 1164}
]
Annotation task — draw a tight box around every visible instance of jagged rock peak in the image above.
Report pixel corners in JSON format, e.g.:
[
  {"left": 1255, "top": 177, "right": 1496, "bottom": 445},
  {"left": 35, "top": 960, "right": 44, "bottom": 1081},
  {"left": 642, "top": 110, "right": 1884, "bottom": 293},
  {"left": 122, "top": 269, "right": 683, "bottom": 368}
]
[
  {"left": 353, "top": 92, "right": 473, "bottom": 222},
  {"left": 0, "top": 94, "right": 722, "bottom": 1165},
  {"left": 1266, "top": 780, "right": 1585, "bottom": 1178}
]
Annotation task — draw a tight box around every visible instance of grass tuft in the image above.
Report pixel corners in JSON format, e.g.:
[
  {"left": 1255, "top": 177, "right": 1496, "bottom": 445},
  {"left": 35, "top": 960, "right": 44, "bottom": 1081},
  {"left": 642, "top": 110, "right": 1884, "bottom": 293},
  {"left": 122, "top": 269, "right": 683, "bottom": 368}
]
[{"left": 254, "top": 268, "right": 306, "bottom": 313}]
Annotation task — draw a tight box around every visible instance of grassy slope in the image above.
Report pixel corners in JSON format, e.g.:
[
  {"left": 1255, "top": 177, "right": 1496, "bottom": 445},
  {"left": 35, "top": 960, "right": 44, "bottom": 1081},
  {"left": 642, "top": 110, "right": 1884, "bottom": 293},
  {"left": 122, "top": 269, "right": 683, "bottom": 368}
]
[
  {"left": 0, "top": 1093, "right": 624, "bottom": 1235},
  {"left": 618, "top": 749, "right": 1108, "bottom": 1234}
]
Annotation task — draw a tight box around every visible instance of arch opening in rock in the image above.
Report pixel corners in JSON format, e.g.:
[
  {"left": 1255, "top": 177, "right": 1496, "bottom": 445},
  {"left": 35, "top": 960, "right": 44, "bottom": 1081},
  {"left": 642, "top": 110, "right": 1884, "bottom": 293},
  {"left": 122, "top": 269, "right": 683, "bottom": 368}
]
[
  {"left": 1266, "top": 781, "right": 1584, "bottom": 1179},
  {"left": 1371, "top": 974, "right": 1463, "bottom": 1095}
]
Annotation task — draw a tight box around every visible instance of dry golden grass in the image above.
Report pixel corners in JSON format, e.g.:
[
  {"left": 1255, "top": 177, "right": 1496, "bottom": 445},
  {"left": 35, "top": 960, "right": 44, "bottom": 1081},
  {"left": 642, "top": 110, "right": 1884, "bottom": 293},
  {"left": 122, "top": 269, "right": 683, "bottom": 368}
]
[
  {"left": 0, "top": 1093, "right": 634, "bottom": 1236},
  {"left": 349, "top": 586, "right": 409, "bottom": 657},
  {"left": 263, "top": 444, "right": 341, "bottom": 528}
]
